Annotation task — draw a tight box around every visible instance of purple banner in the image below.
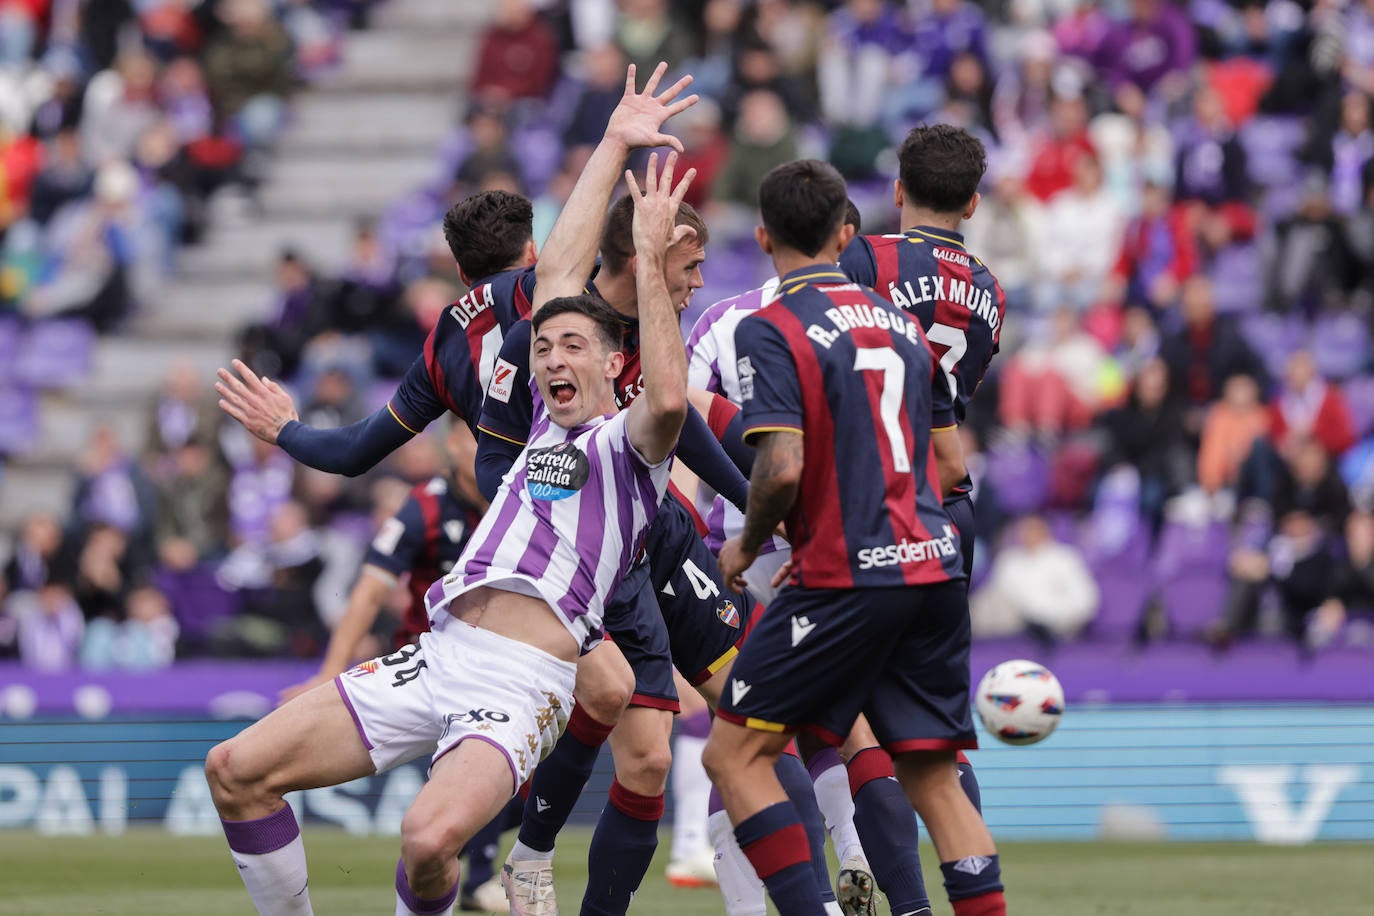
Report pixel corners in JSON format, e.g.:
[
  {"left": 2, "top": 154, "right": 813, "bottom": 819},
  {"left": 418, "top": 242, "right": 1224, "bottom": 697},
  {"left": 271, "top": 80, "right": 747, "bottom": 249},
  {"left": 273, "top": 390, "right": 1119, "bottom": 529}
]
[{"left": 0, "top": 639, "right": 1371, "bottom": 717}]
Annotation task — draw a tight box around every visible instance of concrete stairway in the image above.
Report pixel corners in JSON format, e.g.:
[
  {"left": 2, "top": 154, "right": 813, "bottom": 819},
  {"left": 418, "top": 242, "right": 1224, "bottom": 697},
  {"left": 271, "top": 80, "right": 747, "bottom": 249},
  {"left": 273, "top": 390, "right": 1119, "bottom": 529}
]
[{"left": 0, "top": 0, "right": 491, "bottom": 528}]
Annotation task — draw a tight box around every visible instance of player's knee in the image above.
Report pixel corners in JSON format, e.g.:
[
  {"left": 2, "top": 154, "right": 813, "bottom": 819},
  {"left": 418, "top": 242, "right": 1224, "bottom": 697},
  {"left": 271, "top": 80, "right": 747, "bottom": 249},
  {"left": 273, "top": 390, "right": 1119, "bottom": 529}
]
[
  {"left": 700, "top": 737, "right": 733, "bottom": 787},
  {"left": 615, "top": 739, "right": 672, "bottom": 793},
  {"left": 576, "top": 677, "right": 631, "bottom": 724},
  {"left": 205, "top": 739, "right": 267, "bottom": 811},
  {"left": 400, "top": 810, "right": 467, "bottom": 871}
]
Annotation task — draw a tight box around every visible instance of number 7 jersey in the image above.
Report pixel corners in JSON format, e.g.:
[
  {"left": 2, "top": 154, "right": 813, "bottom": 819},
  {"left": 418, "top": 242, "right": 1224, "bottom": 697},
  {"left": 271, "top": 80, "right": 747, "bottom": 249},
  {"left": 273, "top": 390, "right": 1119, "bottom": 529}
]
[
  {"left": 839, "top": 227, "right": 1006, "bottom": 424},
  {"left": 733, "top": 267, "right": 964, "bottom": 589}
]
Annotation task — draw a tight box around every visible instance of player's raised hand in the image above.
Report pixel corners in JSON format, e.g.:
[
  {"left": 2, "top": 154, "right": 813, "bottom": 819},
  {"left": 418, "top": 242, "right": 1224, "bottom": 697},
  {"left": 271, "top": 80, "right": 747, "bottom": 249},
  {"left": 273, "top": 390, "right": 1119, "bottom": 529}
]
[
  {"left": 605, "top": 62, "right": 698, "bottom": 153},
  {"left": 626, "top": 150, "right": 697, "bottom": 259},
  {"left": 216, "top": 358, "right": 299, "bottom": 445}
]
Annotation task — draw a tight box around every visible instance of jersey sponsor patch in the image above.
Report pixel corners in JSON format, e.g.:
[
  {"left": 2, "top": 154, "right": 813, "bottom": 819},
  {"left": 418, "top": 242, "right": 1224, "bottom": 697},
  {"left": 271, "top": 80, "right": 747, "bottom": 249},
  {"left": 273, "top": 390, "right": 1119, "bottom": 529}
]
[
  {"left": 371, "top": 517, "right": 406, "bottom": 556},
  {"left": 488, "top": 357, "right": 517, "bottom": 403},
  {"left": 526, "top": 441, "right": 591, "bottom": 501},
  {"left": 736, "top": 355, "right": 756, "bottom": 401}
]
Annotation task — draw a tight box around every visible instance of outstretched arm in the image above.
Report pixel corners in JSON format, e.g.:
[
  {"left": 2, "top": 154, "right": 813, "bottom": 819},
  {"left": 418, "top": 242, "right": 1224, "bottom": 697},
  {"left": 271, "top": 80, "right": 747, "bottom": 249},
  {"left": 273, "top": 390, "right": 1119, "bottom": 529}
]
[
  {"left": 624, "top": 152, "right": 693, "bottom": 465},
  {"left": 531, "top": 62, "right": 698, "bottom": 313}
]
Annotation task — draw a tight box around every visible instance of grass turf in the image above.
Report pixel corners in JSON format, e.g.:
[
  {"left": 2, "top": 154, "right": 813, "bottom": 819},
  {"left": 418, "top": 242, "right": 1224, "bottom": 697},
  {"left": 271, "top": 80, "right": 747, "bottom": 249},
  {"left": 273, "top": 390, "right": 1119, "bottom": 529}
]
[{"left": 0, "top": 829, "right": 1368, "bottom": 915}]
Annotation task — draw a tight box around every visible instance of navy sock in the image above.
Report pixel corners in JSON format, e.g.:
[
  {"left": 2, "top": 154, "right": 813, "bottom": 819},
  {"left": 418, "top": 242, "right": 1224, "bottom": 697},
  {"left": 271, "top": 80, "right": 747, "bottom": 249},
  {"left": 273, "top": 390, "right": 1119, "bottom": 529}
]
[
  {"left": 957, "top": 753, "right": 983, "bottom": 814},
  {"left": 580, "top": 779, "right": 663, "bottom": 915},
  {"left": 847, "top": 747, "right": 930, "bottom": 914},
  {"left": 517, "top": 705, "right": 613, "bottom": 852},
  {"left": 776, "top": 752, "right": 837, "bottom": 904},
  {"left": 941, "top": 855, "right": 1004, "bottom": 916},
  {"left": 735, "top": 800, "right": 827, "bottom": 916},
  {"left": 459, "top": 806, "right": 507, "bottom": 894}
]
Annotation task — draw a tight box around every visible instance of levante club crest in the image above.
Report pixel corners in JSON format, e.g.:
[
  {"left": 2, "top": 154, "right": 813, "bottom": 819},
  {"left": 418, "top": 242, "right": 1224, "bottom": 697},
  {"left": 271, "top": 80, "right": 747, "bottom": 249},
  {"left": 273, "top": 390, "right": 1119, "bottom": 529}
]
[{"left": 716, "top": 600, "right": 740, "bottom": 629}]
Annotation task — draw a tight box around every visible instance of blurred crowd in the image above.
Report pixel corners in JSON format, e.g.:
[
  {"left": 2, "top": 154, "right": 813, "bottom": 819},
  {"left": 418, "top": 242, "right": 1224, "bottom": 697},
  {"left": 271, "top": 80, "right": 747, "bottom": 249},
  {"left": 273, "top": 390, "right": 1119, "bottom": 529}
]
[
  {"left": 6, "top": 0, "right": 1374, "bottom": 672},
  {"left": 0, "top": 0, "right": 375, "bottom": 332}
]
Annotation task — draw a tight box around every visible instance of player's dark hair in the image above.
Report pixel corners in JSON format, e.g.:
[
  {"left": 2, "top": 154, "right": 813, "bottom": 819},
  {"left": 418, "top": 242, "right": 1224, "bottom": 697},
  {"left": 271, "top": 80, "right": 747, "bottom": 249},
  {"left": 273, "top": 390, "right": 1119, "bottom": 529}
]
[
  {"left": 532, "top": 295, "right": 626, "bottom": 354},
  {"left": 898, "top": 124, "right": 987, "bottom": 214},
  {"left": 600, "top": 193, "right": 710, "bottom": 274},
  {"left": 442, "top": 190, "right": 534, "bottom": 281},
  {"left": 844, "top": 198, "right": 862, "bottom": 233},
  {"left": 758, "top": 159, "right": 848, "bottom": 257}
]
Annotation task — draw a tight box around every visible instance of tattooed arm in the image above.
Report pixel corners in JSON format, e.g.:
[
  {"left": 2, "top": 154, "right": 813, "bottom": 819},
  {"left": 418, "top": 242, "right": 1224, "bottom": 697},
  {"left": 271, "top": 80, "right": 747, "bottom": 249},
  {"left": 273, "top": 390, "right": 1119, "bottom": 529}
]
[{"left": 718, "top": 429, "right": 802, "bottom": 587}]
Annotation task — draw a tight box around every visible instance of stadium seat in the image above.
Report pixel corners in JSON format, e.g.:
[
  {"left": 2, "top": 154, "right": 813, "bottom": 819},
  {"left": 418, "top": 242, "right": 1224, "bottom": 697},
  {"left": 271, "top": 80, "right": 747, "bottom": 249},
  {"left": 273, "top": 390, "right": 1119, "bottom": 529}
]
[
  {"left": 1083, "top": 514, "right": 1153, "bottom": 642},
  {"left": 0, "top": 386, "right": 38, "bottom": 456},
  {"left": 1207, "top": 243, "right": 1263, "bottom": 314},
  {"left": 1309, "top": 312, "right": 1370, "bottom": 380},
  {"left": 1239, "top": 116, "right": 1306, "bottom": 189},
  {"left": 1239, "top": 312, "right": 1305, "bottom": 379},
  {"left": 1153, "top": 520, "right": 1230, "bottom": 639},
  {"left": 985, "top": 441, "right": 1050, "bottom": 516},
  {"left": 13, "top": 319, "right": 95, "bottom": 390},
  {"left": 1343, "top": 375, "right": 1374, "bottom": 436},
  {"left": 0, "top": 318, "right": 21, "bottom": 386}
]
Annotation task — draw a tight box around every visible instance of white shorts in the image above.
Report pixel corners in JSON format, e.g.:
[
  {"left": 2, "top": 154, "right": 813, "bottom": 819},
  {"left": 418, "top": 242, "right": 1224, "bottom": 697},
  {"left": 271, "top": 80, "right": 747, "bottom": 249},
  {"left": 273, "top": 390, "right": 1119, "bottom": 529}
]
[
  {"left": 335, "top": 616, "right": 576, "bottom": 789},
  {"left": 743, "top": 548, "right": 791, "bottom": 607}
]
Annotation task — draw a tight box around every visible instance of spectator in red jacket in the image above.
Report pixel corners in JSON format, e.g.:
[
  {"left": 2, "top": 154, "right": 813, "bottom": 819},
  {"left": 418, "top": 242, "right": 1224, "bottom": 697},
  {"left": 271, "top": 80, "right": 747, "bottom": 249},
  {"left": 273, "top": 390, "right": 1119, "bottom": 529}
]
[
  {"left": 1268, "top": 349, "right": 1357, "bottom": 458},
  {"left": 471, "top": 0, "right": 560, "bottom": 105},
  {"left": 1024, "top": 91, "right": 1098, "bottom": 202}
]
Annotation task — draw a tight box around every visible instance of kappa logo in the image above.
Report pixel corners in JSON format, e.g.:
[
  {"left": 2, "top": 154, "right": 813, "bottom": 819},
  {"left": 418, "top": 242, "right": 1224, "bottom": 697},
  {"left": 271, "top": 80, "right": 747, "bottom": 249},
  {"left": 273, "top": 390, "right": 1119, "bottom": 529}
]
[
  {"left": 731, "top": 678, "right": 752, "bottom": 705},
  {"left": 488, "top": 358, "right": 517, "bottom": 403},
  {"left": 790, "top": 615, "right": 817, "bottom": 647},
  {"left": 535, "top": 796, "right": 551, "bottom": 813}
]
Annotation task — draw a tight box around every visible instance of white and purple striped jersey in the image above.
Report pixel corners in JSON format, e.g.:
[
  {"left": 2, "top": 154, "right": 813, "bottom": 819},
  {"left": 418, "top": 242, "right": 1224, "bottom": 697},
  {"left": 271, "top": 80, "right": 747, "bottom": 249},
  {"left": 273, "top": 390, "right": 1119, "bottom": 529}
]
[
  {"left": 684, "top": 279, "right": 787, "bottom": 556},
  {"left": 426, "top": 409, "right": 671, "bottom": 652},
  {"left": 685, "top": 277, "right": 779, "bottom": 401}
]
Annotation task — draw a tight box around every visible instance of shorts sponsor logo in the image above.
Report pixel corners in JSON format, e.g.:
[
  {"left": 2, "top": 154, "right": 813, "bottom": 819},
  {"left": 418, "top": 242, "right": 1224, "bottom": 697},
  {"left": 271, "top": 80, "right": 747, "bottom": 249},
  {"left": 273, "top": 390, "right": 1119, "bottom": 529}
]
[
  {"left": 487, "top": 358, "right": 517, "bottom": 403},
  {"left": 855, "top": 526, "right": 957, "bottom": 570},
  {"left": 446, "top": 708, "right": 512, "bottom": 724},
  {"left": 345, "top": 660, "right": 379, "bottom": 678},
  {"left": 526, "top": 441, "right": 590, "bottom": 501},
  {"left": 716, "top": 600, "right": 740, "bottom": 629}
]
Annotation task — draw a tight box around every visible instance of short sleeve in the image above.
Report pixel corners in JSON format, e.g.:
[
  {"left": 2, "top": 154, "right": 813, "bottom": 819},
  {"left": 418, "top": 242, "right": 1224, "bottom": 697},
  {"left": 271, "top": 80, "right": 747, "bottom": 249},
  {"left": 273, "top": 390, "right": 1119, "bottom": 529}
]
[
  {"left": 477, "top": 320, "right": 535, "bottom": 446},
  {"left": 839, "top": 236, "right": 878, "bottom": 288},
  {"left": 362, "top": 496, "right": 427, "bottom": 578},
  {"left": 734, "top": 314, "right": 804, "bottom": 444}
]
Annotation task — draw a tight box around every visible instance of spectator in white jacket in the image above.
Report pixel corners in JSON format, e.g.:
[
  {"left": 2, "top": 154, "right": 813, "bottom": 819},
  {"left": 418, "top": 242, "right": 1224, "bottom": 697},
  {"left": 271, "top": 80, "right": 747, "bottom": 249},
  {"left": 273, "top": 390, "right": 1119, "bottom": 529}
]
[{"left": 974, "top": 514, "right": 1100, "bottom": 646}]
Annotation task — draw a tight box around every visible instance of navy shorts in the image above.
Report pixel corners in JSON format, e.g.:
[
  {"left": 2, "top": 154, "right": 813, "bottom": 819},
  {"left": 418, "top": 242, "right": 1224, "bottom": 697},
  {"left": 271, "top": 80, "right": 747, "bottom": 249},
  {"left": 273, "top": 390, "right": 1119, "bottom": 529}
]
[
  {"left": 603, "top": 559, "right": 679, "bottom": 711},
  {"left": 717, "top": 580, "right": 977, "bottom": 753},
  {"left": 944, "top": 492, "right": 976, "bottom": 582},
  {"left": 644, "top": 497, "right": 752, "bottom": 686}
]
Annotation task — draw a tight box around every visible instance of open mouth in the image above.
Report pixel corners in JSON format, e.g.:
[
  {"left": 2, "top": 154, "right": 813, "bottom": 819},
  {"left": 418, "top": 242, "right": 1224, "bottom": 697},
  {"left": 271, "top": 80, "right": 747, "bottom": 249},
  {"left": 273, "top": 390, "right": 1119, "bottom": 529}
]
[{"left": 549, "top": 379, "right": 576, "bottom": 407}]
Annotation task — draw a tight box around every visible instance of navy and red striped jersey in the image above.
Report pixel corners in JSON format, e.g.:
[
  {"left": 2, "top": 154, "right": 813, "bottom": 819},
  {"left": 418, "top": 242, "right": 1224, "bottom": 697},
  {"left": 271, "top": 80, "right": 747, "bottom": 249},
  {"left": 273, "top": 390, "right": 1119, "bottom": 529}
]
[
  {"left": 387, "top": 266, "right": 535, "bottom": 436},
  {"left": 734, "top": 266, "right": 964, "bottom": 590},
  {"left": 840, "top": 227, "right": 1005, "bottom": 424},
  {"left": 363, "top": 475, "right": 481, "bottom": 649}
]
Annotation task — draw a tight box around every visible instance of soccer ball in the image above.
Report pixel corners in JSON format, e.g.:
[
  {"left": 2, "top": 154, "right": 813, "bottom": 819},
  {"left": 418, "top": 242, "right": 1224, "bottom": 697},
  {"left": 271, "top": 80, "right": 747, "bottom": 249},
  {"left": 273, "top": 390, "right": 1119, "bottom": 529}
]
[{"left": 974, "top": 659, "right": 1064, "bottom": 746}]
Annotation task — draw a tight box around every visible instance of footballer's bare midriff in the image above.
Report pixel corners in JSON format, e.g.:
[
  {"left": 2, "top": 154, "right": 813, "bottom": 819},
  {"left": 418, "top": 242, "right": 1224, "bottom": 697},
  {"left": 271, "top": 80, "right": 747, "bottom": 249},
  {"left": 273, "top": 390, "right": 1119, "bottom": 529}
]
[{"left": 445, "top": 585, "right": 580, "bottom": 662}]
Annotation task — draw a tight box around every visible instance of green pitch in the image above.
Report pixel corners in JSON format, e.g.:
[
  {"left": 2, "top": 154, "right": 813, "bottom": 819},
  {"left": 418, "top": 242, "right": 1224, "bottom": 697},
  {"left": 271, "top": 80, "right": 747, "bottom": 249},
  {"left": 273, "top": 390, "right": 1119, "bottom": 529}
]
[{"left": 0, "top": 829, "right": 1368, "bottom": 915}]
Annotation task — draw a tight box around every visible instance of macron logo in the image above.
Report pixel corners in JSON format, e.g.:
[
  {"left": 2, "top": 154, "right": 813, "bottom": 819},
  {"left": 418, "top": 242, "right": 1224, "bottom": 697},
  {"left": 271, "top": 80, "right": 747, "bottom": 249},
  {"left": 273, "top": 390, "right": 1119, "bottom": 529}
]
[
  {"left": 731, "top": 679, "right": 752, "bottom": 705},
  {"left": 791, "top": 615, "right": 817, "bottom": 647},
  {"left": 952, "top": 856, "right": 992, "bottom": 876},
  {"left": 535, "top": 796, "right": 551, "bottom": 813}
]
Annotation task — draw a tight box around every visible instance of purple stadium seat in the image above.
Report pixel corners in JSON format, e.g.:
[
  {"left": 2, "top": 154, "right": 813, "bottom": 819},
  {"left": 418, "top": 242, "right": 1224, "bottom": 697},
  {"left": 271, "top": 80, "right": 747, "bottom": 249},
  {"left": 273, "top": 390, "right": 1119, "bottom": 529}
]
[
  {"left": 1082, "top": 510, "right": 1152, "bottom": 642},
  {"left": 1207, "top": 243, "right": 1262, "bottom": 314},
  {"left": 985, "top": 442, "right": 1049, "bottom": 516},
  {"left": 13, "top": 319, "right": 95, "bottom": 389},
  {"left": 1239, "top": 312, "right": 1305, "bottom": 378},
  {"left": 0, "top": 318, "right": 21, "bottom": 386},
  {"left": 0, "top": 386, "right": 37, "bottom": 455},
  {"left": 1343, "top": 375, "right": 1374, "bottom": 436},
  {"left": 1309, "top": 312, "right": 1370, "bottom": 380},
  {"left": 1240, "top": 116, "right": 1305, "bottom": 189},
  {"left": 1153, "top": 519, "right": 1230, "bottom": 638}
]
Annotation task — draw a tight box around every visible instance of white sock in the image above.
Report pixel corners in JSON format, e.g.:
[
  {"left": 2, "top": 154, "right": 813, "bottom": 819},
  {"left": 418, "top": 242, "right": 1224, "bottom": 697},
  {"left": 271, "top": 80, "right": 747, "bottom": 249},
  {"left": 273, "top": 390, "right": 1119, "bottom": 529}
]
[
  {"left": 708, "top": 809, "right": 767, "bottom": 916},
  {"left": 813, "top": 759, "right": 865, "bottom": 865},
  {"left": 227, "top": 833, "right": 313, "bottom": 916},
  {"left": 670, "top": 735, "right": 712, "bottom": 861},
  {"left": 509, "top": 839, "right": 554, "bottom": 863},
  {"left": 825, "top": 903, "right": 845, "bottom": 916}
]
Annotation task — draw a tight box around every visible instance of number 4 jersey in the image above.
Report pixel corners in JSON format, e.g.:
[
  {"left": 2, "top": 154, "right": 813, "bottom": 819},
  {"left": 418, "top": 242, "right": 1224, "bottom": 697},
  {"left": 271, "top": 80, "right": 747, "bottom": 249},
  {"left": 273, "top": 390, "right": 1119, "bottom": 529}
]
[
  {"left": 733, "top": 266, "right": 964, "bottom": 590},
  {"left": 839, "top": 227, "right": 1005, "bottom": 425}
]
